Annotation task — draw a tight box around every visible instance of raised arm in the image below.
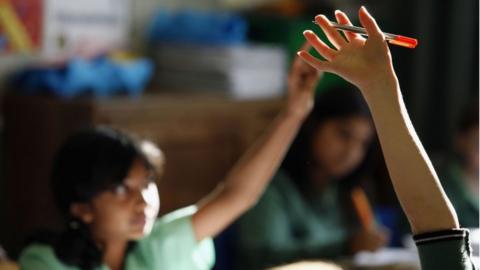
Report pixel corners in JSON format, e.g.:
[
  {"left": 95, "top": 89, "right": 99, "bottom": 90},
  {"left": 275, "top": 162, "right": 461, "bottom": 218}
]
[
  {"left": 192, "top": 47, "right": 322, "bottom": 241},
  {"left": 297, "top": 7, "right": 458, "bottom": 234}
]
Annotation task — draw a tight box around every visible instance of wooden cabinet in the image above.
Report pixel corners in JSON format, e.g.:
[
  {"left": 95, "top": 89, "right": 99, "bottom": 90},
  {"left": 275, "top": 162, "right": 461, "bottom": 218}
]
[{"left": 1, "top": 93, "right": 284, "bottom": 257}]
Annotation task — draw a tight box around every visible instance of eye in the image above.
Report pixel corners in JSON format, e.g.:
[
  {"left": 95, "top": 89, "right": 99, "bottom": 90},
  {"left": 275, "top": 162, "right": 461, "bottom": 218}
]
[
  {"left": 146, "top": 175, "right": 156, "bottom": 184},
  {"left": 111, "top": 184, "right": 129, "bottom": 196}
]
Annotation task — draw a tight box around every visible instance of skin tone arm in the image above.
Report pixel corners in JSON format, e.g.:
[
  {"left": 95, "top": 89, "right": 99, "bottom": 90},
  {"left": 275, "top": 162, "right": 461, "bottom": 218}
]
[
  {"left": 192, "top": 46, "right": 322, "bottom": 241},
  {"left": 297, "top": 6, "right": 459, "bottom": 234}
]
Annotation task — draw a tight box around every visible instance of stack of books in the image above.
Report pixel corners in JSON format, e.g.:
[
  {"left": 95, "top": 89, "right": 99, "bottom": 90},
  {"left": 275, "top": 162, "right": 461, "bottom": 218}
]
[{"left": 151, "top": 43, "right": 287, "bottom": 99}]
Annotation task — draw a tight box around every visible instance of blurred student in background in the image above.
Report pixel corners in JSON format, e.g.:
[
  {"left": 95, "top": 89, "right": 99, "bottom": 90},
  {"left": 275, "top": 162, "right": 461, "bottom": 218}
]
[
  {"left": 19, "top": 47, "right": 322, "bottom": 270},
  {"left": 438, "top": 102, "right": 479, "bottom": 228},
  {"left": 234, "top": 83, "right": 389, "bottom": 270}
]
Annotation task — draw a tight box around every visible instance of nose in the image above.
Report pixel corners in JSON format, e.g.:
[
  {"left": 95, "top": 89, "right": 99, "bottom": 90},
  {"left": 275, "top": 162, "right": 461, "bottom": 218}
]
[
  {"left": 134, "top": 189, "right": 148, "bottom": 210},
  {"left": 342, "top": 140, "right": 362, "bottom": 164},
  {"left": 135, "top": 183, "right": 160, "bottom": 213}
]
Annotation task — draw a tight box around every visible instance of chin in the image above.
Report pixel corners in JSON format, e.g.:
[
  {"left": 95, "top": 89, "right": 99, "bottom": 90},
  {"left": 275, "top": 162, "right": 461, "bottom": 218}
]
[
  {"left": 129, "top": 230, "right": 149, "bottom": 240},
  {"left": 330, "top": 166, "right": 354, "bottom": 179},
  {"left": 130, "top": 223, "right": 155, "bottom": 240}
]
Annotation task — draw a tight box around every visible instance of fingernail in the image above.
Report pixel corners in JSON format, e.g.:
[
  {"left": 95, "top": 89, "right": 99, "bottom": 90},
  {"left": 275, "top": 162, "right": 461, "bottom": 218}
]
[
  {"left": 320, "top": 15, "right": 331, "bottom": 24},
  {"left": 303, "top": 30, "right": 313, "bottom": 35},
  {"left": 334, "top": 10, "right": 341, "bottom": 15}
]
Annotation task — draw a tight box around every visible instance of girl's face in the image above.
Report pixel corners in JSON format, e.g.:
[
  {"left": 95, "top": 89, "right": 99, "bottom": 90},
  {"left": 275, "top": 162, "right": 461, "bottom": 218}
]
[
  {"left": 310, "top": 116, "right": 373, "bottom": 180},
  {"left": 74, "top": 159, "right": 160, "bottom": 242}
]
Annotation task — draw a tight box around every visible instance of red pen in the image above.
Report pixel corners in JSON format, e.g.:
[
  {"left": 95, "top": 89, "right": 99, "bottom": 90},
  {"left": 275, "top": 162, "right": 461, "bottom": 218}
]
[{"left": 313, "top": 21, "right": 418, "bottom": 49}]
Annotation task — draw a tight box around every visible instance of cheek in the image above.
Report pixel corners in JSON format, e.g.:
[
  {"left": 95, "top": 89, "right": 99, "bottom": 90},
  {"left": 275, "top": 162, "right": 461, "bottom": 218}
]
[
  {"left": 318, "top": 141, "right": 366, "bottom": 176},
  {"left": 312, "top": 134, "right": 344, "bottom": 166},
  {"left": 345, "top": 146, "right": 365, "bottom": 168},
  {"left": 90, "top": 201, "right": 132, "bottom": 235}
]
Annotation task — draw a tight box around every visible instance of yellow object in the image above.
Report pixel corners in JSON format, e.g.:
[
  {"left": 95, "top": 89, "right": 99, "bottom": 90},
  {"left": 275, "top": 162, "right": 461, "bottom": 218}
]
[
  {"left": 0, "top": 0, "right": 33, "bottom": 52},
  {"left": 0, "top": 261, "right": 19, "bottom": 270},
  {"left": 109, "top": 50, "right": 138, "bottom": 62}
]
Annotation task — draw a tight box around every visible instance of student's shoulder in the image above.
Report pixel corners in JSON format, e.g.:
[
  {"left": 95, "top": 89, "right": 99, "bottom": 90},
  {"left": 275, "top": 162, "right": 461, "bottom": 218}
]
[
  {"left": 138, "top": 206, "right": 215, "bottom": 268},
  {"left": 156, "top": 205, "right": 198, "bottom": 227},
  {"left": 272, "top": 170, "right": 298, "bottom": 191},
  {"left": 149, "top": 205, "right": 200, "bottom": 239},
  {"left": 20, "top": 243, "right": 55, "bottom": 261},
  {"left": 19, "top": 243, "right": 72, "bottom": 269}
]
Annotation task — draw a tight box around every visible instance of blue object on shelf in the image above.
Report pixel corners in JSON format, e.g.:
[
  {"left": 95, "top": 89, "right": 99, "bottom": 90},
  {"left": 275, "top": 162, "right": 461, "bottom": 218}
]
[
  {"left": 10, "top": 56, "right": 153, "bottom": 99},
  {"left": 148, "top": 9, "right": 247, "bottom": 45},
  {"left": 0, "top": 35, "right": 7, "bottom": 51}
]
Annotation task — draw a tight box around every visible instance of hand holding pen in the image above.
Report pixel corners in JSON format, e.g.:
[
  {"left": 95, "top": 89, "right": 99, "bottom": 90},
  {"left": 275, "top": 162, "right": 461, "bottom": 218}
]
[
  {"left": 313, "top": 21, "right": 418, "bottom": 49},
  {"left": 298, "top": 7, "right": 402, "bottom": 94}
]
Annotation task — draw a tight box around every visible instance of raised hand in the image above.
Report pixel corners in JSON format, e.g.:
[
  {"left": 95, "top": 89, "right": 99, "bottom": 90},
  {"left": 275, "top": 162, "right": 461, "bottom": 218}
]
[
  {"left": 298, "top": 7, "right": 397, "bottom": 94},
  {"left": 286, "top": 43, "right": 323, "bottom": 119}
]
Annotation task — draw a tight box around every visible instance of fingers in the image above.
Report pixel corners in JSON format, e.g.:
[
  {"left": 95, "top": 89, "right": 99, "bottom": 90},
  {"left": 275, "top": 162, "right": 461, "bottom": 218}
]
[
  {"left": 296, "top": 50, "right": 330, "bottom": 72},
  {"left": 314, "top": 15, "right": 347, "bottom": 49},
  {"left": 358, "top": 6, "right": 384, "bottom": 41},
  {"left": 290, "top": 42, "right": 322, "bottom": 86},
  {"left": 334, "top": 10, "right": 360, "bottom": 42},
  {"left": 303, "top": 30, "right": 336, "bottom": 61},
  {"left": 291, "top": 42, "right": 310, "bottom": 71}
]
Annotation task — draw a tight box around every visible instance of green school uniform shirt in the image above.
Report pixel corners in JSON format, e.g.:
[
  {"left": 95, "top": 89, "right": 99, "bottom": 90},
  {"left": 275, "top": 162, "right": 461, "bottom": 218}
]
[
  {"left": 19, "top": 206, "right": 215, "bottom": 270},
  {"left": 234, "top": 170, "right": 351, "bottom": 270},
  {"left": 441, "top": 161, "right": 479, "bottom": 228}
]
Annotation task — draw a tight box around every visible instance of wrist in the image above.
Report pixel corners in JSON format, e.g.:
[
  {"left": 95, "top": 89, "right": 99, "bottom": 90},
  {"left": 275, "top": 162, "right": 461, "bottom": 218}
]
[
  {"left": 360, "top": 74, "right": 401, "bottom": 105},
  {"left": 283, "top": 103, "right": 312, "bottom": 122}
]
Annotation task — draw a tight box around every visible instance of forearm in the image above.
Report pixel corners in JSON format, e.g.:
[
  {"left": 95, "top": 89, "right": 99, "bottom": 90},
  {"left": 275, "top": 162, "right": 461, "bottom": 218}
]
[
  {"left": 362, "top": 78, "right": 459, "bottom": 234},
  {"left": 192, "top": 109, "right": 306, "bottom": 240},
  {"left": 224, "top": 110, "right": 306, "bottom": 202}
]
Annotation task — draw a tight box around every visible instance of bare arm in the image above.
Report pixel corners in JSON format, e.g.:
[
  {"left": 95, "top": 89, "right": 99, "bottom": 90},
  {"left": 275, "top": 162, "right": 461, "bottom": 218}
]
[
  {"left": 298, "top": 7, "right": 458, "bottom": 234},
  {"left": 192, "top": 49, "right": 322, "bottom": 241}
]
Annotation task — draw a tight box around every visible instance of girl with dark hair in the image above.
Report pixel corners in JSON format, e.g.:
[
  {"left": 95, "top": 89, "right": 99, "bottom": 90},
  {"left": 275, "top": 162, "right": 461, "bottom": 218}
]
[
  {"left": 19, "top": 49, "right": 322, "bottom": 270},
  {"left": 234, "top": 84, "right": 389, "bottom": 269}
]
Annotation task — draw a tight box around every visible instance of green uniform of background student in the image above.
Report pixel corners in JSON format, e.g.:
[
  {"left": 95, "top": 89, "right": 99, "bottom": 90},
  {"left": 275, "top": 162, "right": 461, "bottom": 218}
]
[
  {"left": 234, "top": 84, "right": 389, "bottom": 269},
  {"left": 298, "top": 6, "right": 476, "bottom": 270},
  {"left": 19, "top": 42, "right": 323, "bottom": 269},
  {"left": 439, "top": 103, "right": 479, "bottom": 228}
]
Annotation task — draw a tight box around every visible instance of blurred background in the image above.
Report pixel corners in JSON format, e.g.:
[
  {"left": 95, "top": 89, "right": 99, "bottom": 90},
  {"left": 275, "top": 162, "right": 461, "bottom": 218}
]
[{"left": 0, "top": 0, "right": 477, "bottom": 268}]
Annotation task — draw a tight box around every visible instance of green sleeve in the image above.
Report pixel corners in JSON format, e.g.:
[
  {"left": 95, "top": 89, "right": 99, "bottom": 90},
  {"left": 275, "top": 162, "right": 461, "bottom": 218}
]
[{"left": 414, "top": 229, "right": 476, "bottom": 270}]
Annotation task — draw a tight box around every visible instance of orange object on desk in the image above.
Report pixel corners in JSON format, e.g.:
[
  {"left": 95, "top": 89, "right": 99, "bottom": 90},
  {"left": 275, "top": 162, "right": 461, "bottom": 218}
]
[{"left": 351, "top": 187, "right": 375, "bottom": 229}]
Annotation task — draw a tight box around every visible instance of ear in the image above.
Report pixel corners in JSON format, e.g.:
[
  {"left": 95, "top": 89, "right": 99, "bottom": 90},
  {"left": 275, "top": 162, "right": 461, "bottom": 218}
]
[{"left": 70, "top": 203, "right": 94, "bottom": 224}]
